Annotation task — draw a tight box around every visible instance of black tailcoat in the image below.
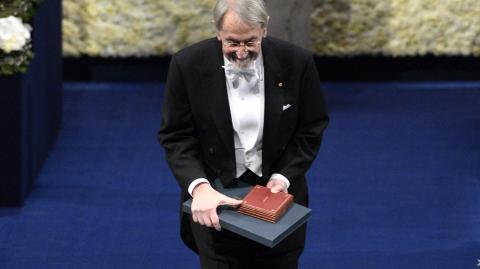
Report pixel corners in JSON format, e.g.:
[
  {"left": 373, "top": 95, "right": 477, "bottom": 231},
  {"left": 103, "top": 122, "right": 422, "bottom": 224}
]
[{"left": 158, "top": 36, "right": 329, "bottom": 252}]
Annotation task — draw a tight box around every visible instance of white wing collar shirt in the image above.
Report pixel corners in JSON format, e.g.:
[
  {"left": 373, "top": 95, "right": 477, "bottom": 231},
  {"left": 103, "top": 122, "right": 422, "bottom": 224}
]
[
  {"left": 187, "top": 53, "right": 290, "bottom": 196},
  {"left": 224, "top": 55, "right": 264, "bottom": 178}
]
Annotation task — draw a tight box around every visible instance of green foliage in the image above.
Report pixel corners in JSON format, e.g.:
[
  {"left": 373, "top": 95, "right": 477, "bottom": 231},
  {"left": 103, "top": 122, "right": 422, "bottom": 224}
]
[
  {"left": 0, "top": 0, "right": 42, "bottom": 20},
  {"left": 0, "top": 44, "right": 33, "bottom": 75}
]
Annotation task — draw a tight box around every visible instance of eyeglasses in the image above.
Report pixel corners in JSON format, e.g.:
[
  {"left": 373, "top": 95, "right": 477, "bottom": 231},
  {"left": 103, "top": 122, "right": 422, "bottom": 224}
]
[{"left": 222, "top": 40, "right": 261, "bottom": 51}]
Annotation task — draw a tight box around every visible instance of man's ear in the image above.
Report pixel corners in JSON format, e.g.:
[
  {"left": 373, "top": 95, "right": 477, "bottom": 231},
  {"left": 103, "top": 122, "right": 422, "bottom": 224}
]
[
  {"left": 213, "top": 19, "right": 222, "bottom": 41},
  {"left": 262, "top": 28, "right": 268, "bottom": 38},
  {"left": 263, "top": 16, "right": 270, "bottom": 37}
]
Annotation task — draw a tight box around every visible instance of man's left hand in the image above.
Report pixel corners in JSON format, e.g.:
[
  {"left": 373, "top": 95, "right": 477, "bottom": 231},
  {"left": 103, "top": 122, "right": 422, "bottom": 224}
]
[{"left": 266, "top": 178, "right": 288, "bottom": 193}]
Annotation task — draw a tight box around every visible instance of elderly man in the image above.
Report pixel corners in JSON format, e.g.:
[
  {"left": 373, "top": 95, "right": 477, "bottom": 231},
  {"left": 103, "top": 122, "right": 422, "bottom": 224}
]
[{"left": 158, "top": 0, "right": 328, "bottom": 268}]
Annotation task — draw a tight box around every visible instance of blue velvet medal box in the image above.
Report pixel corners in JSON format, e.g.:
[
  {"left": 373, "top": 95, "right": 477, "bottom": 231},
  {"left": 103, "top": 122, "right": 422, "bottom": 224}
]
[{"left": 182, "top": 180, "right": 311, "bottom": 248}]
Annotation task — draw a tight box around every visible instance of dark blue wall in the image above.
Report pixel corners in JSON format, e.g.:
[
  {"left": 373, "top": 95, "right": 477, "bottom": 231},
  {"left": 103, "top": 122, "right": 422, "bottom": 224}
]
[{"left": 0, "top": 0, "right": 62, "bottom": 206}]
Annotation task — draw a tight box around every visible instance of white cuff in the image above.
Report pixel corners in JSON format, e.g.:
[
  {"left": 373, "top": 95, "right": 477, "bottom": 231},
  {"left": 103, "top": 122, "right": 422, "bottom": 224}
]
[
  {"left": 187, "top": 178, "right": 210, "bottom": 197},
  {"left": 269, "top": 173, "right": 290, "bottom": 189}
]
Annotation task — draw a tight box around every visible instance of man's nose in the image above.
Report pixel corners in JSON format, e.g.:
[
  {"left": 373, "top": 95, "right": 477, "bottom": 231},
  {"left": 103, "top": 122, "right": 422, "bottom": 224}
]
[{"left": 236, "top": 48, "right": 248, "bottom": 59}]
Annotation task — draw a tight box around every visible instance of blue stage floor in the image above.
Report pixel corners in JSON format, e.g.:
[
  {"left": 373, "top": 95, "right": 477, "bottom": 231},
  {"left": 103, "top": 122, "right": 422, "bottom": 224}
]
[{"left": 0, "top": 82, "right": 479, "bottom": 268}]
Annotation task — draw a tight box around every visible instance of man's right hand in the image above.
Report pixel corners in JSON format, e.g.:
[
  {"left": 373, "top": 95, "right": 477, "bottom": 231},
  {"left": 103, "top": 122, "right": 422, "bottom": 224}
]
[{"left": 191, "top": 183, "right": 243, "bottom": 231}]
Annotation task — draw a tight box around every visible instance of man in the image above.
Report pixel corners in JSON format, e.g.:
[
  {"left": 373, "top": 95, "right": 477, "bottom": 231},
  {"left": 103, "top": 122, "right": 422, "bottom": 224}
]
[{"left": 158, "top": 0, "right": 328, "bottom": 268}]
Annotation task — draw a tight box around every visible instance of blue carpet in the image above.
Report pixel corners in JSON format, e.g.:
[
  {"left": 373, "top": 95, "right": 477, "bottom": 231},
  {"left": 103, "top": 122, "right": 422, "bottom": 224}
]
[{"left": 0, "top": 82, "right": 479, "bottom": 269}]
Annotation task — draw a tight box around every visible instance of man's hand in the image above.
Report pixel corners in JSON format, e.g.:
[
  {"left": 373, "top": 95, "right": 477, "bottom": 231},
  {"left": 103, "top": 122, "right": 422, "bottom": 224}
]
[
  {"left": 266, "top": 178, "right": 288, "bottom": 194},
  {"left": 191, "top": 183, "right": 243, "bottom": 231}
]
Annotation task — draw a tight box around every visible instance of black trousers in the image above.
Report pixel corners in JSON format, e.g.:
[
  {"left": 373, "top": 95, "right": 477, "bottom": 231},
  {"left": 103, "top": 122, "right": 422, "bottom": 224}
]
[{"left": 190, "top": 170, "right": 307, "bottom": 269}]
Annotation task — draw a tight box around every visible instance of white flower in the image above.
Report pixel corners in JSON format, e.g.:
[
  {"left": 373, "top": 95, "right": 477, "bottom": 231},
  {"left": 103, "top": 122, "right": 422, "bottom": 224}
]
[{"left": 0, "top": 16, "right": 32, "bottom": 53}]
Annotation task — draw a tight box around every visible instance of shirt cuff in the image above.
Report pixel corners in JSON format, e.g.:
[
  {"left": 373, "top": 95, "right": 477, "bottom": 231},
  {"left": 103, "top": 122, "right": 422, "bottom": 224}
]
[
  {"left": 188, "top": 178, "right": 210, "bottom": 197},
  {"left": 269, "top": 173, "right": 290, "bottom": 189}
]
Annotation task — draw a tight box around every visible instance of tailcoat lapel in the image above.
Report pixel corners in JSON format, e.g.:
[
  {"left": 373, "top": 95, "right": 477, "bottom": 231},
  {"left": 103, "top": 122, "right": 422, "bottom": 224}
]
[
  {"left": 262, "top": 38, "right": 287, "bottom": 175},
  {"left": 201, "top": 40, "right": 236, "bottom": 163}
]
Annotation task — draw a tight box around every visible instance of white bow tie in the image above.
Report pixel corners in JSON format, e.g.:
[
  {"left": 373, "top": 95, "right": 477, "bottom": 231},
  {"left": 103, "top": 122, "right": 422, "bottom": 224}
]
[{"left": 224, "top": 63, "right": 259, "bottom": 90}]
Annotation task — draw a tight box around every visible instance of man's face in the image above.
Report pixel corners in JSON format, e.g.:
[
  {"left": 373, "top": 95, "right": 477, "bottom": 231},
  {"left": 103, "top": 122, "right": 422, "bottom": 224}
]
[{"left": 217, "top": 11, "right": 266, "bottom": 69}]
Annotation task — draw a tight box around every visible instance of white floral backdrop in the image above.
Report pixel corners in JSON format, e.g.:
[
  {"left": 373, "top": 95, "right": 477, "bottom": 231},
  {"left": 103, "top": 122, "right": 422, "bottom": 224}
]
[
  {"left": 63, "top": 0, "right": 480, "bottom": 57},
  {"left": 63, "top": 0, "right": 216, "bottom": 57},
  {"left": 312, "top": 0, "right": 480, "bottom": 56}
]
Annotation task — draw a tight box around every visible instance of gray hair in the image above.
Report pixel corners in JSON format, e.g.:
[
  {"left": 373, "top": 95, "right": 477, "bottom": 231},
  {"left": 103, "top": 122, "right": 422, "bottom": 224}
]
[{"left": 213, "top": 0, "right": 269, "bottom": 31}]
